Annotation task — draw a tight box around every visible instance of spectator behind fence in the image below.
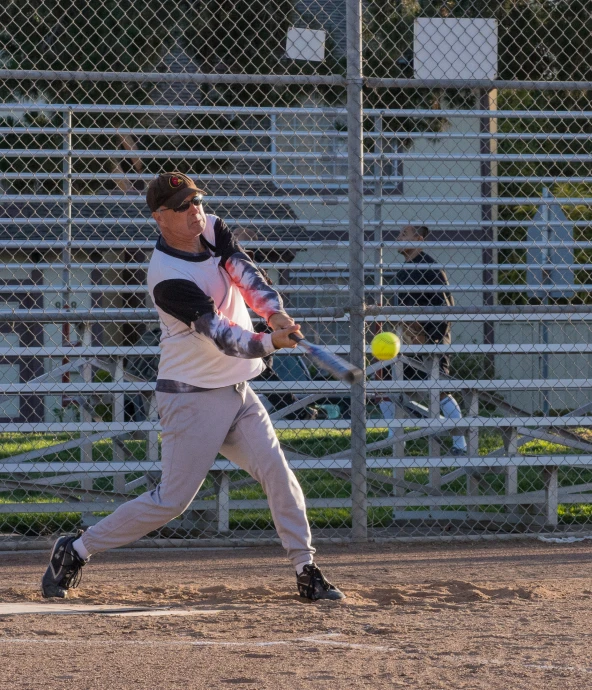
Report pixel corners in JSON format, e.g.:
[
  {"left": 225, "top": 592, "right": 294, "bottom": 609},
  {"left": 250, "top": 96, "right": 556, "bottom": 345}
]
[{"left": 379, "top": 224, "right": 467, "bottom": 456}]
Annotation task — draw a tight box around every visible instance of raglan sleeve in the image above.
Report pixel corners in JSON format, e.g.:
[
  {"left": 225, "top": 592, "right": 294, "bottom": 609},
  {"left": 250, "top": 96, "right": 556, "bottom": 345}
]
[
  {"left": 152, "top": 278, "right": 275, "bottom": 359},
  {"left": 213, "top": 217, "right": 287, "bottom": 322}
]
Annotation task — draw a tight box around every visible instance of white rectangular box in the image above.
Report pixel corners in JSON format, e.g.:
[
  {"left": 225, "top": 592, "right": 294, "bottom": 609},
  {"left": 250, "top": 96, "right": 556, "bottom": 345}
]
[
  {"left": 414, "top": 18, "right": 498, "bottom": 80},
  {"left": 286, "top": 27, "right": 326, "bottom": 62}
]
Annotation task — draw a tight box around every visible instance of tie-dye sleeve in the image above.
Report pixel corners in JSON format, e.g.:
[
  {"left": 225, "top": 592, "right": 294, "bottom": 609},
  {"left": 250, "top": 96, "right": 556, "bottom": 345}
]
[
  {"left": 153, "top": 278, "right": 275, "bottom": 359},
  {"left": 213, "top": 217, "right": 286, "bottom": 322},
  {"left": 194, "top": 311, "right": 275, "bottom": 359},
  {"left": 223, "top": 253, "right": 285, "bottom": 321}
]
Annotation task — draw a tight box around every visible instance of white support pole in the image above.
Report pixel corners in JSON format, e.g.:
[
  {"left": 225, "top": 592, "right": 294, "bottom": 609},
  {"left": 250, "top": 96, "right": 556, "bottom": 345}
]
[
  {"left": 217, "top": 472, "right": 230, "bottom": 533},
  {"left": 466, "top": 390, "right": 480, "bottom": 457},
  {"left": 543, "top": 466, "right": 559, "bottom": 528},
  {"left": 147, "top": 393, "right": 159, "bottom": 464},
  {"left": 112, "top": 357, "right": 126, "bottom": 467},
  {"left": 393, "top": 353, "right": 406, "bottom": 500},
  {"left": 80, "top": 324, "right": 93, "bottom": 466},
  {"left": 503, "top": 427, "right": 519, "bottom": 520},
  {"left": 466, "top": 391, "right": 480, "bottom": 519},
  {"left": 428, "top": 356, "right": 441, "bottom": 502},
  {"left": 78, "top": 324, "right": 95, "bottom": 524},
  {"left": 113, "top": 473, "right": 126, "bottom": 493}
]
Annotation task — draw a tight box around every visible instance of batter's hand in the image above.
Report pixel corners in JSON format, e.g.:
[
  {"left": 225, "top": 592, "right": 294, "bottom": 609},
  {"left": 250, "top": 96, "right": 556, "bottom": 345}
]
[
  {"left": 271, "top": 325, "right": 301, "bottom": 349},
  {"left": 268, "top": 312, "right": 295, "bottom": 331}
]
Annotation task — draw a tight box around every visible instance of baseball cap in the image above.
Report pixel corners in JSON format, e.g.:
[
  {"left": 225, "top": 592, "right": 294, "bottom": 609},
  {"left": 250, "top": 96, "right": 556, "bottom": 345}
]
[{"left": 146, "top": 172, "right": 204, "bottom": 212}]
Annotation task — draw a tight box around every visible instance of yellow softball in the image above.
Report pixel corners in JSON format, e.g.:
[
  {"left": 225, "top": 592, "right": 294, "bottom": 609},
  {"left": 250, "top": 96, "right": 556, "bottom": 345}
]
[{"left": 370, "top": 332, "right": 401, "bottom": 360}]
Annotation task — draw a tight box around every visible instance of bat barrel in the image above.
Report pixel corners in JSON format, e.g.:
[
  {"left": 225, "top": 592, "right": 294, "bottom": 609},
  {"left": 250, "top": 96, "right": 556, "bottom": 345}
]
[{"left": 288, "top": 333, "right": 363, "bottom": 385}]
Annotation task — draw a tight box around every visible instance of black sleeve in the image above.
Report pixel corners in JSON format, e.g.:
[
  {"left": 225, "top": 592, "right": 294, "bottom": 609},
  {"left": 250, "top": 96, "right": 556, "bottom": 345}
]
[
  {"left": 212, "top": 217, "right": 274, "bottom": 285},
  {"left": 212, "top": 217, "right": 249, "bottom": 269},
  {"left": 211, "top": 216, "right": 284, "bottom": 320},
  {"left": 153, "top": 279, "right": 215, "bottom": 326}
]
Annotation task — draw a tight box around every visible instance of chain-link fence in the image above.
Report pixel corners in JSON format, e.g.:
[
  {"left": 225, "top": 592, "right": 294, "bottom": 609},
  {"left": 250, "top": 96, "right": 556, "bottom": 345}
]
[{"left": 1, "top": 1, "right": 592, "bottom": 547}]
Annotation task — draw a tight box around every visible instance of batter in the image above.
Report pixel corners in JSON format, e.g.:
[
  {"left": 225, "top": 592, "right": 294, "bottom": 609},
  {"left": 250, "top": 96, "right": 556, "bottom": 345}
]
[{"left": 41, "top": 172, "right": 345, "bottom": 602}]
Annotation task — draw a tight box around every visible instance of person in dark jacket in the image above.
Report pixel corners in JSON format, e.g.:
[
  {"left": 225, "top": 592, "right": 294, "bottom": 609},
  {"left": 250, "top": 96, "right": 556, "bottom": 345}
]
[{"left": 380, "top": 224, "right": 467, "bottom": 456}]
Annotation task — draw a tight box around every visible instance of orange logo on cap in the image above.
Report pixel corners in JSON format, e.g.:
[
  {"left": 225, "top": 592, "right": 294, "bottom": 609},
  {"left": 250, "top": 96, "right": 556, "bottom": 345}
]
[{"left": 169, "top": 175, "right": 183, "bottom": 188}]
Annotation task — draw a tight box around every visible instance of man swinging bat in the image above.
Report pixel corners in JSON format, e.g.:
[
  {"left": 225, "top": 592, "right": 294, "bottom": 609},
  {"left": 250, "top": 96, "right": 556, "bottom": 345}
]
[{"left": 41, "top": 172, "right": 345, "bottom": 602}]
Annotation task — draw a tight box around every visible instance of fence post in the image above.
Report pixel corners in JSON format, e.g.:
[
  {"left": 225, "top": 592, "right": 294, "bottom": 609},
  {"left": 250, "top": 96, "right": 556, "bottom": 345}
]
[
  {"left": 61, "top": 108, "right": 73, "bottom": 396},
  {"left": 61, "top": 108, "right": 72, "bottom": 315},
  {"left": 373, "top": 113, "right": 384, "bottom": 304},
  {"left": 347, "top": 0, "right": 367, "bottom": 541}
]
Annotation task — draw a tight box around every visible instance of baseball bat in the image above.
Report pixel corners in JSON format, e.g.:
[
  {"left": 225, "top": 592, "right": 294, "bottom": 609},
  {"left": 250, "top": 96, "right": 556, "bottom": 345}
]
[{"left": 289, "top": 333, "right": 363, "bottom": 385}]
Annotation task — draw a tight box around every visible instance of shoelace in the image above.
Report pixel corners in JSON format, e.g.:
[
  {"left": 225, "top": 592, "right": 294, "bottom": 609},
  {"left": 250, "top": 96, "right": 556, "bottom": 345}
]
[
  {"left": 299, "top": 565, "right": 331, "bottom": 599},
  {"left": 62, "top": 567, "right": 83, "bottom": 590},
  {"left": 313, "top": 568, "right": 331, "bottom": 591},
  {"left": 60, "top": 548, "right": 86, "bottom": 590}
]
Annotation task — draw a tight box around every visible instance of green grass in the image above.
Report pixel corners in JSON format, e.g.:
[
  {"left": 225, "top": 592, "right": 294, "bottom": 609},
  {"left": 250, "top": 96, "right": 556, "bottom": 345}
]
[{"left": 1, "top": 428, "right": 592, "bottom": 535}]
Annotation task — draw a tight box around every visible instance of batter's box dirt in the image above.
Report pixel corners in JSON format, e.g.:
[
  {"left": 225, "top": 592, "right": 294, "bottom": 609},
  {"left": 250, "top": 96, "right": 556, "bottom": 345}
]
[
  {"left": 352, "top": 580, "right": 565, "bottom": 607},
  {"left": 0, "top": 579, "right": 566, "bottom": 610}
]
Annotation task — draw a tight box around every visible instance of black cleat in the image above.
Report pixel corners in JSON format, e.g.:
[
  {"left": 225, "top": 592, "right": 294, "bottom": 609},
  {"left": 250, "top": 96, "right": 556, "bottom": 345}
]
[
  {"left": 41, "top": 532, "right": 88, "bottom": 599},
  {"left": 296, "top": 563, "right": 345, "bottom": 601}
]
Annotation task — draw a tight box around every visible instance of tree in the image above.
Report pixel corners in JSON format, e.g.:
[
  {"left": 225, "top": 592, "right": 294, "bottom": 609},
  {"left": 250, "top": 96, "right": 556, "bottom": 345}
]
[
  {"left": 0, "top": 0, "right": 181, "bottom": 105},
  {"left": 0, "top": 0, "right": 182, "bottom": 195}
]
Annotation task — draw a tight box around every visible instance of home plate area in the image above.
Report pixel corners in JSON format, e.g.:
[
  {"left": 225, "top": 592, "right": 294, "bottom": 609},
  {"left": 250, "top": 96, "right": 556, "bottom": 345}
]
[
  {"left": 0, "top": 603, "right": 221, "bottom": 617},
  {"left": 1, "top": 541, "right": 592, "bottom": 689}
]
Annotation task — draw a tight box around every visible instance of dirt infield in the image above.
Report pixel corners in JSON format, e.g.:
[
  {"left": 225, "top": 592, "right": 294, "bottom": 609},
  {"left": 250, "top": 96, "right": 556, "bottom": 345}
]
[{"left": 1, "top": 539, "right": 592, "bottom": 689}]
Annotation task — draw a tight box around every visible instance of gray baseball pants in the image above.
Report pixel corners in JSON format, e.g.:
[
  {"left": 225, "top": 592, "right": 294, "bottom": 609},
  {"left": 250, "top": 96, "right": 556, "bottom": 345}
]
[{"left": 81, "top": 382, "right": 315, "bottom": 568}]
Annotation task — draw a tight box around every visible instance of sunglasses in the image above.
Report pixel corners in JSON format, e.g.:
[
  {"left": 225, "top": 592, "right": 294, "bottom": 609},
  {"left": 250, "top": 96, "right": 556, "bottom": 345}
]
[{"left": 168, "top": 195, "right": 204, "bottom": 213}]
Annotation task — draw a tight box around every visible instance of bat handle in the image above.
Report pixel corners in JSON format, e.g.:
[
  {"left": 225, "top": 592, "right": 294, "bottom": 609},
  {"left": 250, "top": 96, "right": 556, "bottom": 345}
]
[{"left": 289, "top": 333, "right": 305, "bottom": 345}]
